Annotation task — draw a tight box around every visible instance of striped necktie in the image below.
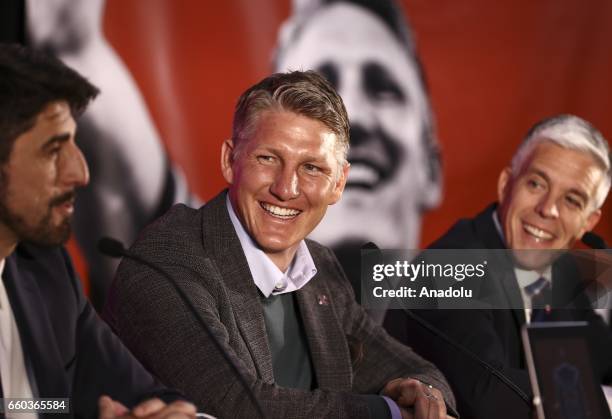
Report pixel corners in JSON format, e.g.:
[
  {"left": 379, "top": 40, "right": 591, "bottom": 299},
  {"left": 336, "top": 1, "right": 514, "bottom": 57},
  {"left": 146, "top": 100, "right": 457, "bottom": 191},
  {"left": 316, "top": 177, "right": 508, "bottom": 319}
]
[{"left": 525, "top": 276, "right": 552, "bottom": 322}]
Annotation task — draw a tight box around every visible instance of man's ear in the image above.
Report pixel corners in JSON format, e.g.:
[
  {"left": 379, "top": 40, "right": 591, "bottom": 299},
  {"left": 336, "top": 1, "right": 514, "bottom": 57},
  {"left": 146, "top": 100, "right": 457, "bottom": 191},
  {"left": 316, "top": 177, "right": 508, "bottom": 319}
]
[
  {"left": 580, "top": 208, "right": 602, "bottom": 239},
  {"left": 497, "top": 167, "right": 512, "bottom": 204},
  {"left": 221, "top": 139, "right": 235, "bottom": 184},
  {"left": 330, "top": 163, "right": 350, "bottom": 205}
]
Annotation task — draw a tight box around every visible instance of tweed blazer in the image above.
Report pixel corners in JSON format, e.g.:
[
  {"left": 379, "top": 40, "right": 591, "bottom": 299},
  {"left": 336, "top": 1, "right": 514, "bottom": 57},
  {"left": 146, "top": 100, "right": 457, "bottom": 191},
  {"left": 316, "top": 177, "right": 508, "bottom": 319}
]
[{"left": 105, "top": 191, "right": 456, "bottom": 418}]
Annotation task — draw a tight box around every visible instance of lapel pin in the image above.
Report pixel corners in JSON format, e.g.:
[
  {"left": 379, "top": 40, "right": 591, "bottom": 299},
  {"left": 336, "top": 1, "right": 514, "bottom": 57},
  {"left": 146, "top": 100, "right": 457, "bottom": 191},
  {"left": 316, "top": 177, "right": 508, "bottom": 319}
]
[{"left": 317, "top": 294, "right": 329, "bottom": 306}]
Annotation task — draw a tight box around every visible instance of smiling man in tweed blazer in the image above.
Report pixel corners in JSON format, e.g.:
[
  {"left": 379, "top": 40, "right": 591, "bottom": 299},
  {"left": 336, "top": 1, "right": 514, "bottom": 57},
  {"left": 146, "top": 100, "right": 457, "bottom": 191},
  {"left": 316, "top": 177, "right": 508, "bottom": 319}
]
[{"left": 105, "top": 71, "right": 456, "bottom": 419}]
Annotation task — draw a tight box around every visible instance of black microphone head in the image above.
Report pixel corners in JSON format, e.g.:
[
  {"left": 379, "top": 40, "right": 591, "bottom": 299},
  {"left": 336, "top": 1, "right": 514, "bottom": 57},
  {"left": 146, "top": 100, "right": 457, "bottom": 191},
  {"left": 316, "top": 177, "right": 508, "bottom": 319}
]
[
  {"left": 361, "top": 241, "right": 380, "bottom": 251},
  {"left": 98, "top": 237, "right": 127, "bottom": 258},
  {"left": 582, "top": 232, "right": 608, "bottom": 249}
]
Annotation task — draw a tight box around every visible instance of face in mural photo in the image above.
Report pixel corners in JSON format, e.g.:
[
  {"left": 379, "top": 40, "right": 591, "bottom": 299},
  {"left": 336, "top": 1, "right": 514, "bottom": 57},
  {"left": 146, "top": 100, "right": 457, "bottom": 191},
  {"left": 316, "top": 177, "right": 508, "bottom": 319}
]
[
  {"left": 276, "top": 1, "right": 442, "bottom": 252},
  {"left": 24, "top": 0, "right": 199, "bottom": 309}
]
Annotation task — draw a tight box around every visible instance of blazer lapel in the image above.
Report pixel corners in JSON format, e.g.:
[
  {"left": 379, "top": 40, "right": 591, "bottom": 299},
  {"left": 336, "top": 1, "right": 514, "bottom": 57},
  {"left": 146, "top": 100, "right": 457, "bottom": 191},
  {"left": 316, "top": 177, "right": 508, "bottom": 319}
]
[
  {"left": 295, "top": 275, "right": 352, "bottom": 391},
  {"left": 3, "top": 252, "right": 69, "bottom": 397},
  {"left": 474, "top": 205, "right": 526, "bottom": 327},
  {"left": 495, "top": 264, "right": 527, "bottom": 328},
  {"left": 226, "top": 280, "right": 275, "bottom": 383},
  {"left": 200, "top": 192, "right": 274, "bottom": 382}
]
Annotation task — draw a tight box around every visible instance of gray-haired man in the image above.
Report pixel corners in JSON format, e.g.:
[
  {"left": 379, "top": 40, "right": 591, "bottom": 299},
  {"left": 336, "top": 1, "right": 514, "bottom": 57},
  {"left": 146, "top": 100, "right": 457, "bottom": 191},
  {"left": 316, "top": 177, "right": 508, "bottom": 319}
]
[{"left": 386, "top": 115, "right": 612, "bottom": 419}]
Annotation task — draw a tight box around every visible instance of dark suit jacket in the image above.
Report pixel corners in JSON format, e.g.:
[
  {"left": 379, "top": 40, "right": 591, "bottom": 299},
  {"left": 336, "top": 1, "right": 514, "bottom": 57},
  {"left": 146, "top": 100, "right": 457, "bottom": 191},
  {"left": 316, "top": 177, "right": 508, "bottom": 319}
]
[
  {"left": 384, "top": 204, "right": 612, "bottom": 419},
  {"left": 104, "top": 191, "right": 457, "bottom": 418},
  {"left": 3, "top": 244, "right": 178, "bottom": 418}
]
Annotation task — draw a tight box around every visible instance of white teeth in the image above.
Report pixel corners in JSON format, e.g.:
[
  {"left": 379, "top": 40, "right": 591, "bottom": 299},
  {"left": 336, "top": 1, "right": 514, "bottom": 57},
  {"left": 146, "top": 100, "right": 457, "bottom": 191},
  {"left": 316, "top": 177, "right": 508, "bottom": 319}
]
[
  {"left": 261, "top": 202, "right": 301, "bottom": 218},
  {"left": 523, "top": 224, "right": 554, "bottom": 240}
]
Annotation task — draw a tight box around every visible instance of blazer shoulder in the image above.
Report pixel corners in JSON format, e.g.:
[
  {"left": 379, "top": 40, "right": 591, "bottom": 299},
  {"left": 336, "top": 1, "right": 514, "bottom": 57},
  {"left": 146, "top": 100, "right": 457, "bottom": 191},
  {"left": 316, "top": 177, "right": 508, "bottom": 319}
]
[
  {"left": 14, "top": 244, "right": 76, "bottom": 282},
  {"left": 15, "top": 242, "right": 62, "bottom": 260},
  {"left": 140, "top": 203, "right": 201, "bottom": 237},
  {"left": 430, "top": 218, "right": 481, "bottom": 249},
  {"left": 11, "top": 244, "right": 82, "bottom": 309},
  {"left": 429, "top": 204, "right": 499, "bottom": 249},
  {"left": 132, "top": 203, "right": 203, "bottom": 252}
]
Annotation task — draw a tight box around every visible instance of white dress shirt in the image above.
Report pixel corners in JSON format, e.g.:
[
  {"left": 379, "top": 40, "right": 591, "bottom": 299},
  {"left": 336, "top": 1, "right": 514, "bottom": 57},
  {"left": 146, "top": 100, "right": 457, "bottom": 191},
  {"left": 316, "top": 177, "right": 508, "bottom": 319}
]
[
  {"left": 226, "top": 197, "right": 317, "bottom": 298},
  {"left": 0, "top": 258, "right": 37, "bottom": 419},
  {"left": 492, "top": 211, "right": 552, "bottom": 323}
]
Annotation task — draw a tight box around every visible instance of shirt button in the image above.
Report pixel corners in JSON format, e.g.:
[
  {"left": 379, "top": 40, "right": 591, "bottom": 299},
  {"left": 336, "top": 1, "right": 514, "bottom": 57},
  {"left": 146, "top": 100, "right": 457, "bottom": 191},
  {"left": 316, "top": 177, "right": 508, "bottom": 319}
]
[{"left": 274, "top": 281, "right": 286, "bottom": 291}]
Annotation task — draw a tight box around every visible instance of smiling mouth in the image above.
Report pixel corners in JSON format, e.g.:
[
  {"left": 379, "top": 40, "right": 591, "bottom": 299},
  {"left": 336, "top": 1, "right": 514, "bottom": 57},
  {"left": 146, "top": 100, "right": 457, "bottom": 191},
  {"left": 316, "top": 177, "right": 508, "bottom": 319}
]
[
  {"left": 344, "top": 125, "right": 403, "bottom": 190},
  {"left": 346, "top": 163, "right": 382, "bottom": 190},
  {"left": 523, "top": 222, "right": 555, "bottom": 242},
  {"left": 260, "top": 202, "right": 301, "bottom": 219}
]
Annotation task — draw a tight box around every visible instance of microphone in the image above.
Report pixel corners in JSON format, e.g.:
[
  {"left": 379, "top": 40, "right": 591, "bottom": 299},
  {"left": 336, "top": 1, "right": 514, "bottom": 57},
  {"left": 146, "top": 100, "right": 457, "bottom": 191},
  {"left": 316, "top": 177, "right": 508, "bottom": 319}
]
[
  {"left": 98, "top": 237, "right": 127, "bottom": 258},
  {"left": 363, "top": 242, "right": 531, "bottom": 406},
  {"left": 578, "top": 232, "right": 612, "bottom": 312},
  {"left": 582, "top": 232, "right": 608, "bottom": 250},
  {"left": 98, "top": 237, "right": 266, "bottom": 419},
  {"left": 401, "top": 306, "right": 531, "bottom": 404}
]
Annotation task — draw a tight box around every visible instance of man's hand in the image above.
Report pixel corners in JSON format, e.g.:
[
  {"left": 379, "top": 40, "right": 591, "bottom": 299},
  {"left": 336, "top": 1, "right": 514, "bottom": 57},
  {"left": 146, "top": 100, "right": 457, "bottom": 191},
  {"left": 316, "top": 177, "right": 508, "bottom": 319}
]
[
  {"left": 383, "top": 378, "right": 447, "bottom": 419},
  {"left": 99, "top": 395, "right": 197, "bottom": 419}
]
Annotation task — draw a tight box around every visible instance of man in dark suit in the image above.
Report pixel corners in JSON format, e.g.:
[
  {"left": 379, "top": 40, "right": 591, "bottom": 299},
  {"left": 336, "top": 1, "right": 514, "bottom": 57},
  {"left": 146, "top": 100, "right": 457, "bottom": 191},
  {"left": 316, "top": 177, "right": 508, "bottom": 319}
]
[
  {"left": 0, "top": 44, "right": 196, "bottom": 418},
  {"left": 385, "top": 114, "right": 612, "bottom": 419},
  {"left": 105, "top": 71, "right": 457, "bottom": 418}
]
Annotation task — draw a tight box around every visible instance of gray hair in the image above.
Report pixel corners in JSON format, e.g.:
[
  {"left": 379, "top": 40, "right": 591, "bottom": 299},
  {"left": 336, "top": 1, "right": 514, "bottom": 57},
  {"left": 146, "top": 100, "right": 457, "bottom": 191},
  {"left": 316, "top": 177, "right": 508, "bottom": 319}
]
[
  {"left": 511, "top": 114, "right": 611, "bottom": 209},
  {"left": 232, "top": 70, "right": 350, "bottom": 169}
]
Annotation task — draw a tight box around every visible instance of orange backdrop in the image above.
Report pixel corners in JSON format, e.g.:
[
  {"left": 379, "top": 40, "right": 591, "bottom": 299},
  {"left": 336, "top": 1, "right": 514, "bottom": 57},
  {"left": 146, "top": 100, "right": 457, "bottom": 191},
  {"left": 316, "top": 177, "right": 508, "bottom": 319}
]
[{"left": 97, "top": 0, "right": 612, "bottom": 252}]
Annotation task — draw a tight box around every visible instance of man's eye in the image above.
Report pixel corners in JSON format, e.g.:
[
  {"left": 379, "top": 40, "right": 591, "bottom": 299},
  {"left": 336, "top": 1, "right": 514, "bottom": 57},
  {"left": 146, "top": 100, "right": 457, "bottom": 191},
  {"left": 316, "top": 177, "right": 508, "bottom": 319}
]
[
  {"left": 303, "top": 163, "right": 321, "bottom": 173},
  {"left": 363, "top": 62, "right": 406, "bottom": 104},
  {"left": 565, "top": 195, "right": 583, "bottom": 209},
  {"left": 527, "top": 179, "right": 543, "bottom": 189},
  {"left": 317, "top": 62, "right": 339, "bottom": 90},
  {"left": 257, "top": 155, "right": 275, "bottom": 163}
]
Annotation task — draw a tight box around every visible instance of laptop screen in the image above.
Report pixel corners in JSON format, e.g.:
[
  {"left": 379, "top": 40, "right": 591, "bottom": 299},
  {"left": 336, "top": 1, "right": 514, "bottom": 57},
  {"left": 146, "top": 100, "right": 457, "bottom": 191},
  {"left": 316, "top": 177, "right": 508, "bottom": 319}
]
[{"left": 522, "top": 322, "right": 611, "bottom": 419}]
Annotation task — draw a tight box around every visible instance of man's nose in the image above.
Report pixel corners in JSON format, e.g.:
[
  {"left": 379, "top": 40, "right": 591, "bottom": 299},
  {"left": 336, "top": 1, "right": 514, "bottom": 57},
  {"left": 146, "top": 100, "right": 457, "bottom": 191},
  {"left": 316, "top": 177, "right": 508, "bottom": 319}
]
[
  {"left": 340, "top": 71, "right": 377, "bottom": 131},
  {"left": 536, "top": 193, "right": 560, "bottom": 219},
  {"left": 350, "top": 124, "right": 374, "bottom": 148},
  {"left": 60, "top": 143, "right": 90, "bottom": 188},
  {"left": 270, "top": 167, "right": 299, "bottom": 201}
]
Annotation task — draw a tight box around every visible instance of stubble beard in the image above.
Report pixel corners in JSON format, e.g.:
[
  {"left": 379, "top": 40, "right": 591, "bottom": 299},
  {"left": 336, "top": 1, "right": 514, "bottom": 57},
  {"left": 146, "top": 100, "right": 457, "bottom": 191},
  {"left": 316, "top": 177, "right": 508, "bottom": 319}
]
[{"left": 0, "top": 171, "right": 73, "bottom": 247}]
